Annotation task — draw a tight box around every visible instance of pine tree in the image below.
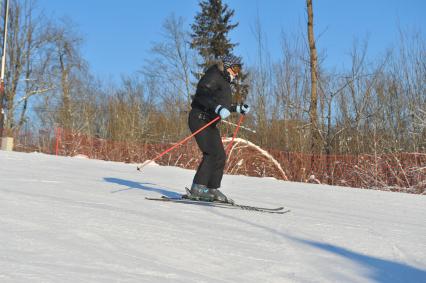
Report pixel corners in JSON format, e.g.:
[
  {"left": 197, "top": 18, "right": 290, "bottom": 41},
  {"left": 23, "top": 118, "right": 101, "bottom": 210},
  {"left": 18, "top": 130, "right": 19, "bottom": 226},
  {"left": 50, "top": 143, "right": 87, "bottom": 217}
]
[{"left": 191, "top": 0, "right": 238, "bottom": 69}]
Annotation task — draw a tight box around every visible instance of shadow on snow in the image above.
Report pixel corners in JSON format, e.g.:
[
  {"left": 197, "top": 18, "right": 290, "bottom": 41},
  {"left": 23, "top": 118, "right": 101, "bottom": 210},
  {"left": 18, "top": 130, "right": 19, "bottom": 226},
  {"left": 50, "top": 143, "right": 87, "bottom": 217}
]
[
  {"left": 294, "top": 238, "right": 426, "bottom": 283},
  {"left": 104, "top": 177, "right": 181, "bottom": 198},
  {"left": 210, "top": 210, "right": 426, "bottom": 283}
]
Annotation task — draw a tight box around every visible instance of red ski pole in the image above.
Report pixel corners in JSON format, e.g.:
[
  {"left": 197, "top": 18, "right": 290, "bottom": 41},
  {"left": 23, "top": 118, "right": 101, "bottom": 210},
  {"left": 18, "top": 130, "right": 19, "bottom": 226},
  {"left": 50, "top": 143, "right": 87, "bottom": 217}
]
[
  {"left": 225, "top": 114, "right": 245, "bottom": 156},
  {"left": 137, "top": 116, "right": 220, "bottom": 171}
]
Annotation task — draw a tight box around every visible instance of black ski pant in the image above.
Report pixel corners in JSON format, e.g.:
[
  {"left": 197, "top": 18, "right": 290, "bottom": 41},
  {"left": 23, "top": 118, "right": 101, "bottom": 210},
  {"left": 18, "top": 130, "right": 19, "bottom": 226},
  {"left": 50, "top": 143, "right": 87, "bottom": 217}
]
[{"left": 188, "top": 108, "right": 226, "bottom": 189}]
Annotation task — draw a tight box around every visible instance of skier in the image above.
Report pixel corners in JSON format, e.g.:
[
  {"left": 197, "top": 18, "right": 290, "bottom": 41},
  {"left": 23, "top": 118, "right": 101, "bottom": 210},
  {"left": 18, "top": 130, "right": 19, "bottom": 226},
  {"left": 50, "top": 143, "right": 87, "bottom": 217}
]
[{"left": 187, "top": 54, "right": 250, "bottom": 203}]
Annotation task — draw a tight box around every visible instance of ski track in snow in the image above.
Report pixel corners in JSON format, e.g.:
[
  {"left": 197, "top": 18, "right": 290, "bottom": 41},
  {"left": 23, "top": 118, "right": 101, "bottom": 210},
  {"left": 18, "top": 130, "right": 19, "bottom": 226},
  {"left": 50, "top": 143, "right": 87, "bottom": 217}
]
[{"left": 0, "top": 151, "right": 425, "bottom": 283}]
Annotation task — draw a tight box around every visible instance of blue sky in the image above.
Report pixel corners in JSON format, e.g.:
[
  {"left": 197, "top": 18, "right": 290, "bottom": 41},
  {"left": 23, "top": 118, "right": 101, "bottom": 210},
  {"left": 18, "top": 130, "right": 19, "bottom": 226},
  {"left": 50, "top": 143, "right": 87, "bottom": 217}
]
[{"left": 37, "top": 0, "right": 425, "bottom": 81}]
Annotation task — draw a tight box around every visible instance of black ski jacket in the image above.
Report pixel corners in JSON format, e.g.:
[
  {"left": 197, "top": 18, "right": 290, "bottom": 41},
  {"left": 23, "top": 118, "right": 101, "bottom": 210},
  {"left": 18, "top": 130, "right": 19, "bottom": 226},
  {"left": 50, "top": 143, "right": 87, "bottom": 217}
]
[{"left": 191, "top": 61, "right": 236, "bottom": 116}]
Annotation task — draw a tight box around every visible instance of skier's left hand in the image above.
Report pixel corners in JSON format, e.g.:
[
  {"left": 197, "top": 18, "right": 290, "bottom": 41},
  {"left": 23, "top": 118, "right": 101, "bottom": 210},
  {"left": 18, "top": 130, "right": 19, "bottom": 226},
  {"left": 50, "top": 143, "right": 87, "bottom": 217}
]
[{"left": 236, "top": 104, "right": 250, "bottom": 115}]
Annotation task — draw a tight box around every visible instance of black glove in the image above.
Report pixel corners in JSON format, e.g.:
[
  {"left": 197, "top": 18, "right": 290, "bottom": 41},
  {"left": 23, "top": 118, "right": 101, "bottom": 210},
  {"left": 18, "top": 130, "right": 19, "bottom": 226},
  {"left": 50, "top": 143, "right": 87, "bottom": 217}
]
[{"left": 236, "top": 104, "right": 250, "bottom": 115}]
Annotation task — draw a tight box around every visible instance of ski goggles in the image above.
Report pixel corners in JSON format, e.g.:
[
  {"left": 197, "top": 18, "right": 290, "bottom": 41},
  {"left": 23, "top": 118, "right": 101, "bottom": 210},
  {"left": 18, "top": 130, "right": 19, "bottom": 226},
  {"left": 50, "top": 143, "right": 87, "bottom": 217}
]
[{"left": 231, "top": 64, "right": 241, "bottom": 74}]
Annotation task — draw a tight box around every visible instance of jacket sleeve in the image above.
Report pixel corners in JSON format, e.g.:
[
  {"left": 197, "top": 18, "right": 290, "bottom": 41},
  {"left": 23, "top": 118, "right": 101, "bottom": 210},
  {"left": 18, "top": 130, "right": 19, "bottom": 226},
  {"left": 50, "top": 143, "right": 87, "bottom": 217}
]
[
  {"left": 230, "top": 104, "right": 238, "bottom": 112},
  {"left": 193, "top": 71, "right": 219, "bottom": 111}
]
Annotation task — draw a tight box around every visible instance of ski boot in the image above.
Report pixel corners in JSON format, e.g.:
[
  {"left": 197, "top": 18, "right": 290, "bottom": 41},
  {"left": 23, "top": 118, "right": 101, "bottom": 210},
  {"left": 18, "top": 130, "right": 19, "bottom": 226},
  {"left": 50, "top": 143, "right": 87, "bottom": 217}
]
[
  {"left": 208, "top": 188, "right": 234, "bottom": 204},
  {"left": 187, "top": 183, "right": 215, "bottom": 202}
]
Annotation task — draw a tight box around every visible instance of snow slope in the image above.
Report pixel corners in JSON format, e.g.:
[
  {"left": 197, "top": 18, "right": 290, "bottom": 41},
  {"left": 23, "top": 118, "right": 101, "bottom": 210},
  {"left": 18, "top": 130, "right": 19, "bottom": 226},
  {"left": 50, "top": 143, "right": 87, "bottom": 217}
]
[{"left": 0, "top": 150, "right": 425, "bottom": 283}]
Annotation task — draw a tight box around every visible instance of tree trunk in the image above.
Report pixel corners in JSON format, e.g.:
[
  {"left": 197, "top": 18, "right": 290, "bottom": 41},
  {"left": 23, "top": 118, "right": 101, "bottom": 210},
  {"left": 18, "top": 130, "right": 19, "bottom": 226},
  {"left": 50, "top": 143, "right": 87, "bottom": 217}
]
[{"left": 307, "top": 0, "right": 321, "bottom": 154}]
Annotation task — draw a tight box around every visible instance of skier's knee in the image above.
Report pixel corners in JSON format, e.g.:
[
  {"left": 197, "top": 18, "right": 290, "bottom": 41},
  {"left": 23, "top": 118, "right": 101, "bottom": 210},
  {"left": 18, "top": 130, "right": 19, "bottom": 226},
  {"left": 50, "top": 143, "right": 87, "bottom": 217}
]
[{"left": 217, "top": 150, "right": 226, "bottom": 167}]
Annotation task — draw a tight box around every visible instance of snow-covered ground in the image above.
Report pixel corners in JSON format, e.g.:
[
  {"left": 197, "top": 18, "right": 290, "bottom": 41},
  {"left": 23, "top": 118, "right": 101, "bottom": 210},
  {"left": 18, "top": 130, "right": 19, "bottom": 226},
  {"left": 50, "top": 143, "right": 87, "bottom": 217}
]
[{"left": 0, "top": 150, "right": 425, "bottom": 283}]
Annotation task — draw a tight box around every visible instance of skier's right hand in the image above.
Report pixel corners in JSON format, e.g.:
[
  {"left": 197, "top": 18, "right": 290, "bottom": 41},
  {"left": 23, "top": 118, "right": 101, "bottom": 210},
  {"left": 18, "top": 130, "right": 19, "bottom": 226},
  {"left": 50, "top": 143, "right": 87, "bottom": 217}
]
[{"left": 215, "top": 105, "right": 231, "bottom": 120}]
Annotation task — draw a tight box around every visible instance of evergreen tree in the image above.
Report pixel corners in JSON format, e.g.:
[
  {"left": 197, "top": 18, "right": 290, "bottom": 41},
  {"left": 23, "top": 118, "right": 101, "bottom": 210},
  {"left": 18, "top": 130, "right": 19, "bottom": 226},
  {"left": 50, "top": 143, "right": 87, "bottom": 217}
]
[{"left": 191, "top": 0, "right": 238, "bottom": 69}]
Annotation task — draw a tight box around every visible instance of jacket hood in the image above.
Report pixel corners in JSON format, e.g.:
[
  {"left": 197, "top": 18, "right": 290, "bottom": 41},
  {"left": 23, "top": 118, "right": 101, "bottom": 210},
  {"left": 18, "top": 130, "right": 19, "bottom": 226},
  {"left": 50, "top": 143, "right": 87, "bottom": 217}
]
[
  {"left": 206, "top": 60, "right": 225, "bottom": 72},
  {"left": 216, "top": 60, "right": 225, "bottom": 72}
]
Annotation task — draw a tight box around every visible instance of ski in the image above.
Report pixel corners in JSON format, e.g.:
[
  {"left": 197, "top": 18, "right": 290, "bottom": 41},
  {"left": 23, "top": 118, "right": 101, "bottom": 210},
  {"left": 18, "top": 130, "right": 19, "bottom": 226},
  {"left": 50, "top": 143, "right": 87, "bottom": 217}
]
[
  {"left": 145, "top": 196, "right": 290, "bottom": 214},
  {"left": 173, "top": 195, "right": 285, "bottom": 211}
]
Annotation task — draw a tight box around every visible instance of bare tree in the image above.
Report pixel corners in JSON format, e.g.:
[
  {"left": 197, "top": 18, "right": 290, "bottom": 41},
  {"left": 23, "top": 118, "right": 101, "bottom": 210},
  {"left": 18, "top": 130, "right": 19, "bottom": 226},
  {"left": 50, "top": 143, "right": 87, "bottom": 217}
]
[
  {"left": 275, "top": 33, "right": 310, "bottom": 152},
  {"left": 105, "top": 75, "right": 152, "bottom": 142},
  {"left": 392, "top": 27, "right": 426, "bottom": 152},
  {"left": 49, "top": 18, "right": 86, "bottom": 130},
  {"left": 140, "top": 14, "right": 198, "bottom": 142},
  {"left": 2, "top": 0, "right": 53, "bottom": 132},
  {"left": 248, "top": 12, "right": 274, "bottom": 147},
  {"left": 143, "top": 14, "right": 196, "bottom": 109},
  {"left": 306, "top": 0, "right": 321, "bottom": 153}
]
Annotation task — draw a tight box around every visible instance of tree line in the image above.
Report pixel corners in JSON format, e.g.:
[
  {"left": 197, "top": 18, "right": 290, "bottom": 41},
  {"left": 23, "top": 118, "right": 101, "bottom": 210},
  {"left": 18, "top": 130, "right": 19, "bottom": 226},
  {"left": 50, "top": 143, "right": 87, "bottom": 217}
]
[{"left": 1, "top": 0, "right": 425, "bottom": 157}]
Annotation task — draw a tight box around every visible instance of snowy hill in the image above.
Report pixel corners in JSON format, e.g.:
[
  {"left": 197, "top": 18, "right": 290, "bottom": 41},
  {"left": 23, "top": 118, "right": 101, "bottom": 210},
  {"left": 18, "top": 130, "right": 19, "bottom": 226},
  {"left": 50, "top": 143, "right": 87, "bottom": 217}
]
[{"left": 1, "top": 150, "right": 425, "bottom": 283}]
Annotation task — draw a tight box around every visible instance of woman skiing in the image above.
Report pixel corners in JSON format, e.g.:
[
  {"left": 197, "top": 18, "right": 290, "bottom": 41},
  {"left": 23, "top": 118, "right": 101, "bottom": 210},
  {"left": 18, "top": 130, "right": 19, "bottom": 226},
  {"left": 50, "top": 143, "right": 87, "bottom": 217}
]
[{"left": 187, "top": 54, "right": 250, "bottom": 203}]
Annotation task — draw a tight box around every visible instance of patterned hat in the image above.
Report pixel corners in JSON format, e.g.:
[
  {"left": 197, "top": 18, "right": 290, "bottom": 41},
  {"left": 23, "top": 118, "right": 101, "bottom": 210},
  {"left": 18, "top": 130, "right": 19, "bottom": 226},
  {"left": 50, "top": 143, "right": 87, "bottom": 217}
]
[{"left": 221, "top": 54, "right": 242, "bottom": 70}]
